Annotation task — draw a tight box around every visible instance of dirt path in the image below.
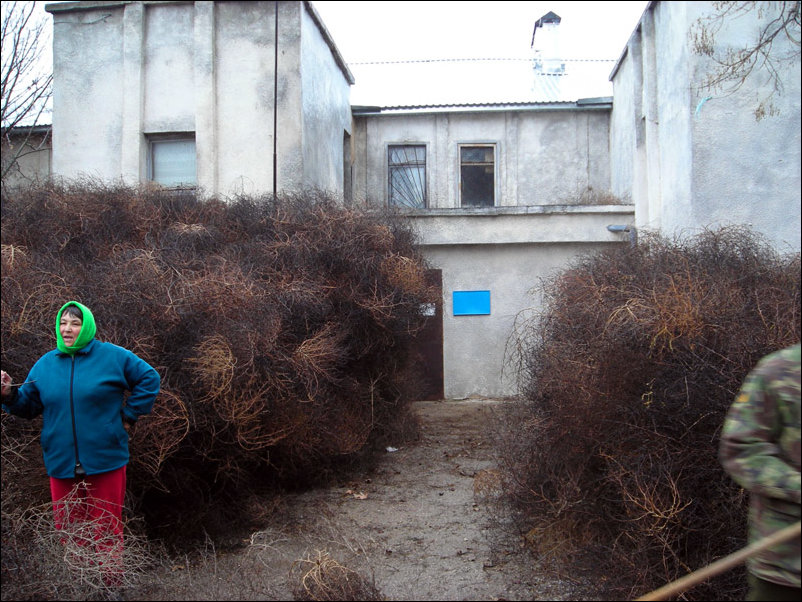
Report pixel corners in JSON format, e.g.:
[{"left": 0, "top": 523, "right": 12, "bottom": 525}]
[{"left": 125, "top": 398, "right": 586, "bottom": 601}]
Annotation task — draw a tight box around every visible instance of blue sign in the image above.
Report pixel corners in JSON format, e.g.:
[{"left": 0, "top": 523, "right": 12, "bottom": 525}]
[{"left": 453, "top": 290, "right": 491, "bottom": 315}]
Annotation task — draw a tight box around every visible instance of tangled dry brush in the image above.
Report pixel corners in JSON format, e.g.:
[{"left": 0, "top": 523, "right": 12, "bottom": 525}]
[
  {"left": 501, "top": 226, "right": 801, "bottom": 600},
  {"left": 1, "top": 182, "right": 437, "bottom": 542}
]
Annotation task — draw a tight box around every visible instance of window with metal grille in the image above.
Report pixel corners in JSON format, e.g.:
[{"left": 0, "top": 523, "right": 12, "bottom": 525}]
[
  {"left": 460, "top": 145, "right": 495, "bottom": 207},
  {"left": 388, "top": 145, "right": 426, "bottom": 208}
]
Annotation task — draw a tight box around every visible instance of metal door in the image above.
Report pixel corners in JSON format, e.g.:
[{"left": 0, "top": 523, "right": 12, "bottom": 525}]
[{"left": 411, "top": 269, "right": 444, "bottom": 400}]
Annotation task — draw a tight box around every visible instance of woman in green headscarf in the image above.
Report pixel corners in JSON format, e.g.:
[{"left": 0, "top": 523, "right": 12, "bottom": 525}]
[{"left": 1, "top": 301, "right": 161, "bottom": 586}]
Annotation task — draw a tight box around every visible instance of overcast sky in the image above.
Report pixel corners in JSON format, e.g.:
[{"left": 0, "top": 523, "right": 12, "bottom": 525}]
[
  {"left": 311, "top": 1, "right": 650, "bottom": 63},
  {"left": 310, "top": 1, "right": 650, "bottom": 105},
  {"left": 29, "top": 1, "right": 650, "bottom": 63},
  {"left": 20, "top": 0, "right": 651, "bottom": 114}
]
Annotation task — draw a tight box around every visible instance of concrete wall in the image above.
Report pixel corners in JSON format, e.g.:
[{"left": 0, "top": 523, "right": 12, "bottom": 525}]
[
  {"left": 299, "top": 4, "right": 352, "bottom": 194},
  {"left": 47, "top": 1, "right": 352, "bottom": 198},
  {"left": 1, "top": 130, "right": 52, "bottom": 191},
  {"left": 353, "top": 107, "right": 613, "bottom": 208},
  {"left": 352, "top": 106, "right": 630, "bottom": 398},
  {"left": 351, "top": 106, "right": 632, "bottom": 398},
  {"left": 611, "top": 1, "right": 801, "bottom": 252},
  {"left": 409, "top": 207, "right": 635, "bottom": 398},
  {"left": 50, "top": 3, "right": 126, "bottom": 182}
]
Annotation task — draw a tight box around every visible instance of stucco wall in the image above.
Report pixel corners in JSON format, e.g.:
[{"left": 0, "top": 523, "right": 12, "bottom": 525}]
[
  {"left": 1, "top": 132, "right": 52, "bottom": 190},
  {"left": 609, "top": 38, "right": 638, "bottom": 208},
  {"left": 214, "top": 1, "right": 288, "bottom": 196},
  {"left": 300, "top": 4, "right": 352, "bottom": 194},
  {"left": 689, "top": 3, "right": 801, "bottom": 253},
  {"left": 648, "top": 1, "right": 694, "bottom": 234},
  {"left": 143, "top": 3, "right": 195, "bottom": 134},
  {"left": 427, "top": 242, "right": 617, "bottom": 398},
  {"left": 48, "top": 1, "right": 352, "bottom": 198},
  {"left": 51, "top": 6, "right": 126, "bottom": 181},
  {"left": 409, "top": 206, "right": 635, "bottom": 398},
  {"left": 352, "top": 107, "right": 613, "bottom": 208},
  {"left": 352, "top": 106, "right": 627, "bottom": 398},
  {"left": 611, "top": 1, "right": 801, "bottom": 252}
]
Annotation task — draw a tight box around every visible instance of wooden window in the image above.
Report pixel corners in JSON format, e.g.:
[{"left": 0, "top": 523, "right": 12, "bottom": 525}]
[{"left": 460, "top": 145, "right": 495, "bottom": 207}]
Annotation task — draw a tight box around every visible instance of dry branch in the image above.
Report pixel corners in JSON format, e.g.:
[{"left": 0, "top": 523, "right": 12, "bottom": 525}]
[
  {"left": 498, "top": 226, "right": 801, "bottom": 600},
  {"left": 2, "top": 182, "right": 435, "bottom": 552}
]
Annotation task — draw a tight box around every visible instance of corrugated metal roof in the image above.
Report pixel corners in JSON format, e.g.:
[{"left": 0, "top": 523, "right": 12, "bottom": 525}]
[
  {"left": 351, "top": 99, "right": 612, "bottom": 116},
  {"left": 348, "top": 57, "right": 616, "bottom": 109}
]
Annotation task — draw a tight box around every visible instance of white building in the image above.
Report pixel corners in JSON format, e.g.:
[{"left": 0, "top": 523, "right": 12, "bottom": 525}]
[
  {"left": 41, "top": 0, "right": 801, "bottom": 399},
  {"left": 47, "top": 0, "right": 353, "bottom": 197},
  {"left": 610, "top": 1, "right": 801, "bottom": 254}
]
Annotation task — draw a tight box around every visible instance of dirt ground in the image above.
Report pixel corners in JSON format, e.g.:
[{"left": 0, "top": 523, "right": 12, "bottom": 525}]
[{"left": 122, "top": 398, "right": 591, "bottom": 601}]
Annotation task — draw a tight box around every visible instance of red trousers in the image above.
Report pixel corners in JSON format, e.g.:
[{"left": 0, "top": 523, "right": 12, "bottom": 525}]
[{"left": 49, "top": 465, "right": 126, "bottom": 585}]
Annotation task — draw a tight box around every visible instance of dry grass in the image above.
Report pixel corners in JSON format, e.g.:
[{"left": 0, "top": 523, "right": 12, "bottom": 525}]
[
  {"left": 2, "top": 485, "right": 157, "bottom": 601},
  {"left": 290, "top": 550, "right": 384, "bottom": 601}
]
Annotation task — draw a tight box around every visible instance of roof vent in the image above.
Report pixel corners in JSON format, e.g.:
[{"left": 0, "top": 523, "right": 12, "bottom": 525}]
[{"left": 531, "top": 11, "right": 564, "bottom": 75}]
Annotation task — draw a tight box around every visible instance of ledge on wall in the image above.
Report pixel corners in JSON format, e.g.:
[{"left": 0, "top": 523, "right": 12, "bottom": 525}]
[{"left": 405, "top": 204, "right": 636, "bottom": 246}]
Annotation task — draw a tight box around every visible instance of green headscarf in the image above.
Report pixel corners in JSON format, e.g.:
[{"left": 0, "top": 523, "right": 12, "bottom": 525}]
[{"left": 55, "top": 301, "right": 97, "bottom": 355}]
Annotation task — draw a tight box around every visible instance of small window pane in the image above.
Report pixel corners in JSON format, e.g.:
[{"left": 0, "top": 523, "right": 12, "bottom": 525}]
[
  {"left": 152, "top": 139, "right": 196, "bottom": 186},
  {"left": 389, "top": 145, "right": 426, "bottom": 209},
  {"left": 461, "top": 147, "right": 493, "bottom": 163},
  {"left": 389, "top": 145, "right": 425, "bottom": 164},
  {"left": 460, "top": 145, "right": 494, "bottom": 207}
]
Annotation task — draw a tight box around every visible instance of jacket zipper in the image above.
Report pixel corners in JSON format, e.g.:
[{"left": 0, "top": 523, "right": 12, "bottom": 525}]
[{"left": 68, "top": 355, "right": 85, "bottom": 477}]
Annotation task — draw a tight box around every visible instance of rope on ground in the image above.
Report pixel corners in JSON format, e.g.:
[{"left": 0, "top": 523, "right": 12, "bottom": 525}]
[{"left": 634, "top": 521, "right": 801, "bottom": 601}]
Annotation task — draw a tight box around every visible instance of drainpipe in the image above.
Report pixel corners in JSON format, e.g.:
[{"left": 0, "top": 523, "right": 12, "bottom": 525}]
[
  {"left": 273, "top": 1, "right": 279, "bottom": 199},
  {"left": 607, "top": 224, "right": 638, "bottom": 247}
]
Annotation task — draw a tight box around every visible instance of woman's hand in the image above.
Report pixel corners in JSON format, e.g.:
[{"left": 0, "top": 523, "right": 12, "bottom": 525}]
[{"left": 1, "top": 370, "right": 13, "bottom": 398}]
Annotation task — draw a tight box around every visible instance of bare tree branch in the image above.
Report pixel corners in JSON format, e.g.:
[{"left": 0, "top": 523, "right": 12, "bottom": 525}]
[
  {"left": 691, "top": 1, "right": 801, "bottom": 120},
  {"left": 1, "top": 1, "right": 52, "bottom": 183}
]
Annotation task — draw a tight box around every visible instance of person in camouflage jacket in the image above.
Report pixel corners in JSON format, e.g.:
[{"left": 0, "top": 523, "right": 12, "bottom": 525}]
[{"left": 719, "top": 342, "right": 801, "bottom": 601}]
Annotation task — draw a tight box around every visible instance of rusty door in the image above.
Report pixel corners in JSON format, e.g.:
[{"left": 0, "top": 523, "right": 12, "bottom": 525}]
[{"left": 411, "top": 269, "right": 444, "bottom": 401}]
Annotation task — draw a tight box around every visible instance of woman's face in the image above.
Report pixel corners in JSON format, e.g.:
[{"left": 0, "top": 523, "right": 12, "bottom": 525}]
[{"left": 60, "top": 312, "right": 83, "bottom": 346}]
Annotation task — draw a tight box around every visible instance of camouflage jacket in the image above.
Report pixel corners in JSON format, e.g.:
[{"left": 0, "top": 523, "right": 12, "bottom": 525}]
[{"left": 719, "top": 343, "right": 801, "bottom": 588}]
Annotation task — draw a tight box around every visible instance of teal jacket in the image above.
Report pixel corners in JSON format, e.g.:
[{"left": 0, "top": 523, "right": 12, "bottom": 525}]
[{"left": 3, "top": 316, "right": 160, "bottom": 478}]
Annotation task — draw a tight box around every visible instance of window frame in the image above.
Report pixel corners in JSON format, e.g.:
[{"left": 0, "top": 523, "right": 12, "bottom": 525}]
[
  {"left": 147, "top": 133, "right": 197, "bottom": 188},
  {"left": 458, "top": 143, "right": 496, "bottom": 208},
  {"left": 387, "top": 143, "right": 428, "bottom": 209}
]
